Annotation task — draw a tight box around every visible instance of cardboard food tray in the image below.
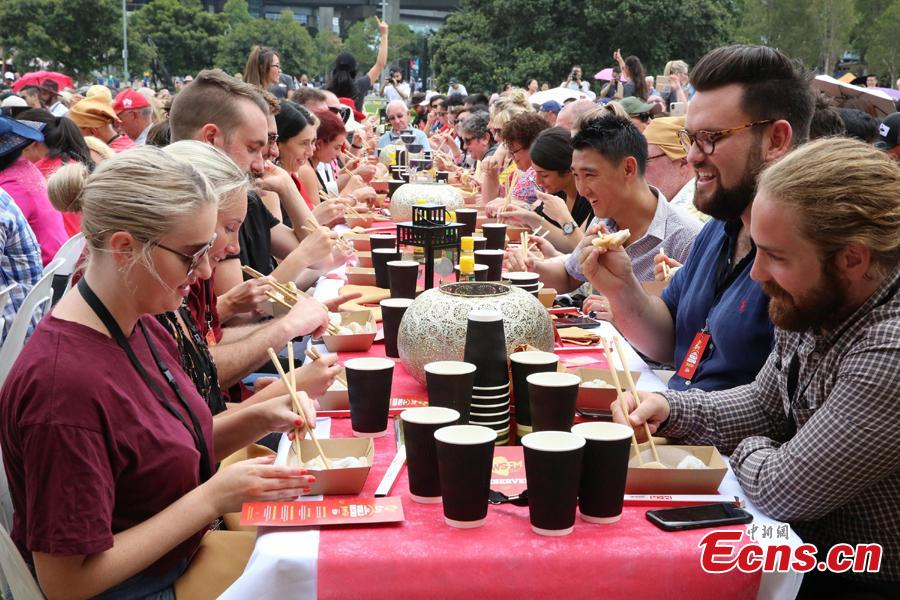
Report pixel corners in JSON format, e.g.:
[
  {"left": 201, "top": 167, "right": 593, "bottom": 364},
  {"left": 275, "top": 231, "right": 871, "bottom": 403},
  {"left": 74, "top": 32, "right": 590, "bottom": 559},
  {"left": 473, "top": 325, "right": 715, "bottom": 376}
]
[
  {"left": 567, "top": 367, "right": 642, "bottom": 412},
  {"left": 318, "top": 370, "right": 348, "bottom": 410},
  {"left": 346, "top": 233, "right": 371, "bottom": 251},
  {"left": 289, "top": 437, "right": 374, "bottom": 495},
  {"left": 625, "top": 445, "right": 727, "bottom": 495},
  {"left": 356, "top": 251, "right": 373, "bottom": 268},
  {"left": 346, "top": 266, "right": 376, "bottom": 287},
  {"left": 322, "top": 310, "right": 377, "bottom": 352}
]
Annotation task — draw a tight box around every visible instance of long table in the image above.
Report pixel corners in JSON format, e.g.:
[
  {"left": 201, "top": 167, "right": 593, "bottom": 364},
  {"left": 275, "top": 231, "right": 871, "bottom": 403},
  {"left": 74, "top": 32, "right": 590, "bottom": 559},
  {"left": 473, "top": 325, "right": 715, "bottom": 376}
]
[{"left": 222, "top": 267, "right": 803, "bottom": 599}]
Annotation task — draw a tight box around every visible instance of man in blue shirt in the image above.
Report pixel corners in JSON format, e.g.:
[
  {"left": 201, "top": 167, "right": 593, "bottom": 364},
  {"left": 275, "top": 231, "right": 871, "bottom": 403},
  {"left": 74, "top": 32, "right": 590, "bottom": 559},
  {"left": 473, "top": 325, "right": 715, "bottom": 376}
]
[
  {"left": 377, "top": 100, "right": 430, "bottom": 151},
  {"left": 579, "top": 44, "right": 815, "bottom": 392}
]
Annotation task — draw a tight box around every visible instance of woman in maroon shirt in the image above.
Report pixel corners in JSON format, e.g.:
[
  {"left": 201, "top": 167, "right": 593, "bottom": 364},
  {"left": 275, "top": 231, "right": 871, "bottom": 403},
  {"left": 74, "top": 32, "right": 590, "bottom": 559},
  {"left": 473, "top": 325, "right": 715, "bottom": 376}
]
[{"left": 0, "top": 146, "right": 320, "bottom": 598}]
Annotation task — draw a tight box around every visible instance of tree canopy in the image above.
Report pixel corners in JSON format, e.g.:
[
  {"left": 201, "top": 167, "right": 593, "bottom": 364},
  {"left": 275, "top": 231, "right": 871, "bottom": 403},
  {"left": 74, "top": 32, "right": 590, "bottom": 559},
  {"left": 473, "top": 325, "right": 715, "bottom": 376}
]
[{"left": 217, "top": 9, "right": 317, "bottom": 77}]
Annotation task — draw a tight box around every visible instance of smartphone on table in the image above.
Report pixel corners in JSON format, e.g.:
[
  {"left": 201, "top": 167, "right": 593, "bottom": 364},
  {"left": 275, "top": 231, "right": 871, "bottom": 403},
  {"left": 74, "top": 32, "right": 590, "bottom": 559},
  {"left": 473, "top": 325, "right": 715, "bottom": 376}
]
[{"left": 646, "top": 502, "right": 753, "bottom": 532}]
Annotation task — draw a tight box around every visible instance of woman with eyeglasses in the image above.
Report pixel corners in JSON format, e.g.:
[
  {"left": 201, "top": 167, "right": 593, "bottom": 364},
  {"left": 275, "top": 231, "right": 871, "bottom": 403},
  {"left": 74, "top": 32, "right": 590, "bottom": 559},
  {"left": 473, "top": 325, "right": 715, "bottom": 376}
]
[
  {"left": 0, "top": 146, "right": 316, "bottom": 598},
  {"left": 243, "top": 46, "right": 282, "bottom": 90}
]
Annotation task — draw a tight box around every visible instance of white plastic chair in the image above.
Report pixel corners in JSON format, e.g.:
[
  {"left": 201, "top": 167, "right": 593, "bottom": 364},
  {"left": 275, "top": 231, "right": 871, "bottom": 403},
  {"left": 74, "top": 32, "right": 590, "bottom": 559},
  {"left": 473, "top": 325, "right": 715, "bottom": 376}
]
[
  {"left": 48, "top": 233, "right": 85, "bottom": 304},
  {"left": 0, "top": 473, "right": 45, "bottom": 600},
  {"left": 0, "top": 258, "right": 62, "bottom": 388}
]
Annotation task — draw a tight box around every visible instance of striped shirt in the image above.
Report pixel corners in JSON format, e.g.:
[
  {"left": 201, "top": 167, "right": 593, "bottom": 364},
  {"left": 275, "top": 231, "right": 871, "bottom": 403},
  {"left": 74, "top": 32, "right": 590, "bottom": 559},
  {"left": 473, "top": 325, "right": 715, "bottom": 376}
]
[
  {"left": 564, "top": 187, "right": 701, "bottom": 282},
  {"left": 0, "top": 188, "right": 44, "bottom": 345},
  {"left": 659, "top": 264, "right": 900, "bottom": 584}
]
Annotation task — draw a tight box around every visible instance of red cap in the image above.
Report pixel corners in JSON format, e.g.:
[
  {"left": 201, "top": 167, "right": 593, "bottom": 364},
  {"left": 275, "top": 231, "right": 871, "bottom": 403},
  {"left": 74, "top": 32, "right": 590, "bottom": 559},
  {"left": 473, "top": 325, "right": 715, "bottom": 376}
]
[
  {"left": 112, "top": 89, "right": 151, "bottom": 114},
  {"left": 338, "top": 97, "right": 366, "bottom": 122}
]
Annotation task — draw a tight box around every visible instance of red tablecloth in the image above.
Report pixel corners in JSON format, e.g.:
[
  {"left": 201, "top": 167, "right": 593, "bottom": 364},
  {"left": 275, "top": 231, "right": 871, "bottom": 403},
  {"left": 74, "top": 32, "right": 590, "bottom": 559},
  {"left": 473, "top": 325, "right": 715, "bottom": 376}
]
[{"left": 315, "top": 341, "right": 762, "bottom": 598}]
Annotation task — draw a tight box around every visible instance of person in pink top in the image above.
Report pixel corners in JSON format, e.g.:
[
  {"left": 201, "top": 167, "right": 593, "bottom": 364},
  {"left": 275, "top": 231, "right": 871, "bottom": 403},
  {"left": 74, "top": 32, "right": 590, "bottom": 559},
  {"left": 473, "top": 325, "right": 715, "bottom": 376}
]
[
  {"left": 19, "top": 108, "right": 97, "bottom": 236},
  {"left": 0, "top": 115, "right": 67, "bottom": 264},
  {"left": 68, "top": 97, "right": 137, "bottom": 152}
]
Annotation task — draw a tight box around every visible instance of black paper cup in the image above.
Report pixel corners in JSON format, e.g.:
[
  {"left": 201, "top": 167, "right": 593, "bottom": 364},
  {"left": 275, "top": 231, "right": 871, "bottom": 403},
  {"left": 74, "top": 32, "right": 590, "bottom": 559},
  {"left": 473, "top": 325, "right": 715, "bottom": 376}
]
[
  {"left": 388, "top": 179, "right": 404, "bottom": 197},
  {"left": 571, "top": 422, "right": 634, "bottom": 523},
  {"left": 455, "top": 263, "right": 490, "bottom": 282},
  {"left": 522, "top": 431, "right": 585, "bottom": 536},
  {"left": 401, "top": 407, "right": 461, "bottom": 503},
  {"left": 474, "top": 249, "right": 505, "bottom": 281},
  {"left": 463, "top": 309, "right": 509, "bottom": 388},
  {"left": 510, "top": 351, "right": 559, "bottom": 428},
  {"left": 436, "top": 170, "right": 450, "bottom": 183},
  {"left": 471, "top": 236, "right": 487, "bottom": 251},
  {"left": 482, "top": 223, "right": 507, "bottom": 250},
  {"left": 370, "top": 233, "right": 398, "bottom": 251},
  {"left": 503, "top": 272, "right": 540, "bottom": 287},
  {"left": 527, "top": 372, "right": 581, "bottom": 432},
  {"left": 380, "top": 298, "right": 413, "bottom": 358},
  {"left": 434, "top": 425, "right": 497, "bottom": 528},
  {"left": 425, "top": 361, "right": 476, "bottom": 423},
  {"left": 372, "top": 248, "right": 401, "bottom": 289},
  {"left": 455, "top": 209, "right": 478, "bottom": 237},
  {"left": 387, "top": 260, "right": 419, "bottom": 299},
  {"left": 345, "top": 357, "right": 395, "bottom": 437}
]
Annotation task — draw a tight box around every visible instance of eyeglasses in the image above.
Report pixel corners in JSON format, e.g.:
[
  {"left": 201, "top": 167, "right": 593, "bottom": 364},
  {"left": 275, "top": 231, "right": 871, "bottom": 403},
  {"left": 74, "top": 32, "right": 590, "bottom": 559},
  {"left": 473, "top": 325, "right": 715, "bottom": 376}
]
[
  {"left": 678, "top": 120, "right": 774, "bottom": 155},
  {"left": 271, "top": 64, "right": 282, "bottom": 71},
  {"left": 267, "top": 132, "right": 279, "bottom": 144},
  {"left": 646, "top": 153, "right": 668, "bottom": 162},
  {"left": 507, "top": 145, "right": 524, "bottom": 155},
  {"left": 462, "top": 136, "right": 475, "bottom": 144},
  {"left": 156, "top": 233, "right": 217, "bottom": 278}
]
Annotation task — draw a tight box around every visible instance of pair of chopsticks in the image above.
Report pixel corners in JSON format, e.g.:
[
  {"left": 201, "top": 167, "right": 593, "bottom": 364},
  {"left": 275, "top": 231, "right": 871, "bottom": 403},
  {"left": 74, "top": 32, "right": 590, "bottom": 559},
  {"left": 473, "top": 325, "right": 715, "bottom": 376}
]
[
  {"left": 267, "top": 346, "right": 332, "bottom": 469},
  {"left": 659, "top": 248, "right": 672, "bottom": 280},
  {"left": 241, "top": 265, "right": 341, "bottom": 335},
  {"left": 599, "top": 336, "right": 662, "bottom": 466},
  {"left": 305, "top": 346, "right": 348, "bottom": 386}
]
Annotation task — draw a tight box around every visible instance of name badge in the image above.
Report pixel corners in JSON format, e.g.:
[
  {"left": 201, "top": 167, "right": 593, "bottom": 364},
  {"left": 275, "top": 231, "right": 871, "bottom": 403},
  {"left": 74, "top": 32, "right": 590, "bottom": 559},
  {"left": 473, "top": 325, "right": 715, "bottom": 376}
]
[{"left": 677, "top": 331, "right": 711, "bottom": 380}]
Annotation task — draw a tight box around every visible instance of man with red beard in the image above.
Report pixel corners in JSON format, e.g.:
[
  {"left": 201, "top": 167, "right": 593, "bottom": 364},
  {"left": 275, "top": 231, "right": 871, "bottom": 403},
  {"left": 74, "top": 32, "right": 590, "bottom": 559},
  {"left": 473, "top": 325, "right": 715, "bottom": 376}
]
[
  {"left": 614, "top": 137, "right": 900, "bottom": 596},
  {"left": 580, "top": 45, "right": 814, "bottom": 391}
]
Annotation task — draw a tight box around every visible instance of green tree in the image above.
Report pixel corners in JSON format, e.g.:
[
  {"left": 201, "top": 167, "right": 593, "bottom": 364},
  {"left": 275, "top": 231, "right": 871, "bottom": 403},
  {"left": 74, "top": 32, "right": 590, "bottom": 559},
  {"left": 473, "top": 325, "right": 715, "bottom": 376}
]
[
  {"left": 431, "top": 0, "right": 738, "bottom": 94},
  {"left": 217, "top": 10, "right": 316, "bottom": 79},
  {"left": 864, "top": 0, "right": 900, "bottom": 82},
  {"left": 129, "top": 0, "right": 225, "bottom": 79},
  {"left": 343, "top": 18, "right": 418, "bottom": 73},
  {"left": 0, "top": 0, "right": 121, "bottom": 80},
  {"left": 222, "top": 0, "right": 253, "bottom": 29},
  {"left": 738, "top": 0, "right": 857, "bottom": 72}
]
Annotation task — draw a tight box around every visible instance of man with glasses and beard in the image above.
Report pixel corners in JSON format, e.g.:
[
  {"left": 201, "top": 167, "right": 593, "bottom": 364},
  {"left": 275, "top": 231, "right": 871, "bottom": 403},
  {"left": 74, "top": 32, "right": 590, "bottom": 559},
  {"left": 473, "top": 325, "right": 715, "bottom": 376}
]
[
  {"left": 615, "top": 137, "right": 900, "bottom": 597},
  {"left": 580, "top": 45, "right": 815, "bottom": 392}
]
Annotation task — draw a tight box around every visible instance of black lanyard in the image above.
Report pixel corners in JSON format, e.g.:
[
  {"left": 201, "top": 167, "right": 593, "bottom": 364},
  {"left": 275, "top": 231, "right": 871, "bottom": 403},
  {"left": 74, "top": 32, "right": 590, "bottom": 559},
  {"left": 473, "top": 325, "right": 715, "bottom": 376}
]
[{"left": 77, "top": 278, "right": 212, "bottom": 482}]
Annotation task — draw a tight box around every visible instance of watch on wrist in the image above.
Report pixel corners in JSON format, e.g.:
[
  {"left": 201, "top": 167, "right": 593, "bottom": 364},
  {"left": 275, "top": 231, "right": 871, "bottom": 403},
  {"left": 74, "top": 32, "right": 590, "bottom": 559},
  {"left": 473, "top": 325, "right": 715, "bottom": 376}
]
[{"left": 562, "top": 221, "right": 577, "bottom": 235}]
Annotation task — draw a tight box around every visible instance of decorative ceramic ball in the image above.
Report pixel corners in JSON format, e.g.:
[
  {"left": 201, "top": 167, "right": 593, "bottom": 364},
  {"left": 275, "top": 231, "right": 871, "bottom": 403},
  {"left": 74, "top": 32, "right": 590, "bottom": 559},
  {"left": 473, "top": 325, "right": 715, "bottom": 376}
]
[
  {"left": 390, "top": 182, "right": 464, "bottom": 223},
  {"left": 397, "top": 282, "right": 555, "bottom": 384}
]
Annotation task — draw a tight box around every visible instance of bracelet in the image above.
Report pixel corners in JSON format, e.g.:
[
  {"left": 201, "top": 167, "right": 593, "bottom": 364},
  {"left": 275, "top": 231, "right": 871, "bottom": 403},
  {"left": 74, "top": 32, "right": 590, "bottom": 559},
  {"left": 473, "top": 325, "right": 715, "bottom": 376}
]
[{"left": 351, "top": 143, "right": 363, "bottom": 149}]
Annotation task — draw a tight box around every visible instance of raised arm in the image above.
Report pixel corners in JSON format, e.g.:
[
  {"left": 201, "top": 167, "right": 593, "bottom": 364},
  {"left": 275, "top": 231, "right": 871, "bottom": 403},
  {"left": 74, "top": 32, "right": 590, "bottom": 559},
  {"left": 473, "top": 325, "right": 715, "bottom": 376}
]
[{"left": 366, "top": 18, "right": 390, "bottom": 85}]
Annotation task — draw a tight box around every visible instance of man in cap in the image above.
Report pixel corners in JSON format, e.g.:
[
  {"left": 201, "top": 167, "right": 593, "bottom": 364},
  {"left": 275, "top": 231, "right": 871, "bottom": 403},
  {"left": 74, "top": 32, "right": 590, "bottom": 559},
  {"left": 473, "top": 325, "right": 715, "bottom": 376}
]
[
  {"left": 642, "top": 116, "right": 708, "bottom": 222},
  {"left": 0, "top": 95, "right": 29, "bottom": 119},
  {"left": 619, "top": 96, "right": 660, "bottom": 132},
  {"left": 39, "top": 81, "right": 68, "bottom": 117},
  {"left": 446, "top": 77, "right": 467, "bottom": 97},
  {"left": 68, "top": 98, "right": 136, "bottom": 152},
  {"left": 112, "top": 89, "right": 153, "bottom": 145},
  {"left": 875, "top": 112, "right": 900, "bottom": 162},
  {"left": 539, "top": 100, "right": 561, "bottom": 126}
]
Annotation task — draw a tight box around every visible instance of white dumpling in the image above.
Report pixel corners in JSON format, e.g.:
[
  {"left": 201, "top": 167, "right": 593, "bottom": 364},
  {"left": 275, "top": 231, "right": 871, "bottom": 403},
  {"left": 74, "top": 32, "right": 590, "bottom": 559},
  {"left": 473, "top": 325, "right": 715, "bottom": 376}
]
[{"left": 676, "top": 455, "right": 707, "bottom": 469}]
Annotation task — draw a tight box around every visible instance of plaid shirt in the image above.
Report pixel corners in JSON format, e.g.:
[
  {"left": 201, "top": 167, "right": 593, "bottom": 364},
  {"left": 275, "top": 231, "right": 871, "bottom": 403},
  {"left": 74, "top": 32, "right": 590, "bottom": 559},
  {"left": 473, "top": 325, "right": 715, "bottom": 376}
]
[
  {"left": 659, "top": 264, "right": 900, "bottom": 583},
  {"left": 0, "top": 188, "right": 44, "bottom": 345}
]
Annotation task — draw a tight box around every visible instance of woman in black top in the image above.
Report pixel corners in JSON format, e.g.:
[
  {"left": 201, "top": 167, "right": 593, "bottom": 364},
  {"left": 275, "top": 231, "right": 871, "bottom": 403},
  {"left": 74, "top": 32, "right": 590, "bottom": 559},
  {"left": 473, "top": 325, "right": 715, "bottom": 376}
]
[
  {"left": 497, "top": 127, "right": 591, "bottom": 253},
  {"left": 325, "top": 18, "right": 389, "bottom": 111}
]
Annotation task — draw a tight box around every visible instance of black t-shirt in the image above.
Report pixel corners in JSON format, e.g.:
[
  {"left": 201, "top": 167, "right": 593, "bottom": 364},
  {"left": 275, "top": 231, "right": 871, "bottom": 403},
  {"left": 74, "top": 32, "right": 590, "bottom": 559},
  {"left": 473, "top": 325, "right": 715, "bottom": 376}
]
[
  {"left": 353, "top": 75, "right": 372, "bottom": 111},
  {"left": 537, "top": 193, "right": 592, "bottom": 230},
  {"left": 235, "top": 191, "right": 279, "bottom": 276}
]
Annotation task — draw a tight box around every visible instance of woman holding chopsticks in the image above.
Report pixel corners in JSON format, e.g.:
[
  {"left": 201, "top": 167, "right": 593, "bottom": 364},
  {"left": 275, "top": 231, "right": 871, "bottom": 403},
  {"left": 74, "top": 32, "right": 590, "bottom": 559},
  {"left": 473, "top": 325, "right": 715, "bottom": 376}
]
[
  {"left": 0, "top": 146, "right": 316, "bottom": 599},
  {"left": 160, "top": 140, "right": 342, "bottom": 412}
]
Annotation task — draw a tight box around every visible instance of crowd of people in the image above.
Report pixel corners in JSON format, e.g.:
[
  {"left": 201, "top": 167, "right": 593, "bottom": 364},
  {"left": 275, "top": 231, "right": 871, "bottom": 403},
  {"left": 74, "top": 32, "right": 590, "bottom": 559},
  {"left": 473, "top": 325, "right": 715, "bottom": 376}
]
[{"left": 0, "top": 29, "right": 898, "bottom": 599}]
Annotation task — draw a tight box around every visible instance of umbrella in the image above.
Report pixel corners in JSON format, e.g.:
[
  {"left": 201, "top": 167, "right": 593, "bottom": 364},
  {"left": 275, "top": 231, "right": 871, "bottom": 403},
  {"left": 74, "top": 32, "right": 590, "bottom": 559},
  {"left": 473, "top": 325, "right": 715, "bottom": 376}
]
[
  {"left": 812, "top": 75, "right": 897, "bottom": 118},
  {"left": 873, "top": 87, "right": 900, "bottom": 101},
  {"left": 529, "top": 87, "right": 588, "bottom": 105},
  {"left": 12, "top": 71, "right": 74, "bottom": 93},
  {"left": 593, "top": 68, "right": 629, "bottom": 82}
]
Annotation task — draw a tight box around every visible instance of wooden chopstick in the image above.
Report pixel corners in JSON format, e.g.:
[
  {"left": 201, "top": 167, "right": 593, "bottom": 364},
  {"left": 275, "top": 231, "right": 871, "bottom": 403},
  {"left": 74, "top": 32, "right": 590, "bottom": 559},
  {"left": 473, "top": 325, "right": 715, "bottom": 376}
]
[
  {"left": 659, "top": 248, "right": 671, "bottom": 280},
  {"left": 599, "top": 339, "right": 643, "bottom": 465},
  {"left": 611, "top": 336, "right": 662, "bottom": 465},
  {"left": 268, "top": 347, "right": 332, "bottom": 469},
  {"left": 243, "top": 265, "right": 341, "bottom": 335},
  {"left": 266, "top": 290, "right": 293, "bottom": 309}
]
